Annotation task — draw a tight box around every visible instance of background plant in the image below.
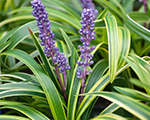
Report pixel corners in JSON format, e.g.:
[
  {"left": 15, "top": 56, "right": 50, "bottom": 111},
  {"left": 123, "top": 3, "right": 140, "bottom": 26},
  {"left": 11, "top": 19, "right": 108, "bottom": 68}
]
[{"left": 0, "top": 0, "right": 149, "bottom": 120}]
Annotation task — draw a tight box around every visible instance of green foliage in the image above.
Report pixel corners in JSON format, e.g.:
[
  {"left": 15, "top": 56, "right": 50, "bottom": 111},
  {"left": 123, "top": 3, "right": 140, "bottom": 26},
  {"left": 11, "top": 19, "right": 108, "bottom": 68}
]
[{"left": 0, "top": 0, "right": 150, "bottom": 120}]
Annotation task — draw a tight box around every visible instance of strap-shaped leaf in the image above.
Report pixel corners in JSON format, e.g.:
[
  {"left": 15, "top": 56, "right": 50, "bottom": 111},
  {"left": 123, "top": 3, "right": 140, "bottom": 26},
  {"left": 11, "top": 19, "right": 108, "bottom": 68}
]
[
  {"left": 42, "top": 0, "right": 80, "bottom": 19},
  {"left": 114, "top": 86, "right": 150, "bottom": 101},
  {"left": 124, "top": 55, "right": 150, "bottom": 94},
  {"left": 94, "top": 0, "right": 125, "bottom": 20},
  {"left": 0, "top": 89, "right": 46, "bottom": 100},
  {"left": 76, "top": 73, "right": 110, "bottom": 120},
  {"left": 0, "top": 41, "right": 11, "bottom": 52},
  {"left": 28, "top": 28, "right": 59, "bottom": 90},
  {"left": 1, "top": 105, "right": 50, "bottom": 120},
  {"left": 76, "top": 65, "right": 129, "bottom": 119},
  {"left": 0, "top": 82, "right": 43, "bottom": 92},
  {"left": 125, "top": 14, "right": 150, "bottom": 42},
  {"left": 60, "top": 29, "right": 80, "bottom": 120},
  {"left": 91, "top": 113, "right": 127, "bottom": 120},
  {"left": 100, "top": 103, "right": 120, "bottom": 115},
  {"left": 0, "top": 115, "right": 29, "bottom": 120},
  {"left": 82, "top": 59, "right": 108, "bottom": 120},
  {"left": 82, "top": 92, "right": 150, "bottom": 120},
  {"left": 117, "top": 28, "right": 130, "bottom": 68},
  {"left": 104, "top": 15, "right": 118, "bottom": 83},
  {"left": 0, "top": 50, "right": 67, "bottom": 120}
]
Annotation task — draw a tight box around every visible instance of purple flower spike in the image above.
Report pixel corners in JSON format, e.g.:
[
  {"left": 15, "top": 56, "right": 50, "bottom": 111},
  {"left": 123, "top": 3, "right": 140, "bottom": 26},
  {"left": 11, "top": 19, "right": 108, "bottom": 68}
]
[
  {"left": 31, "top": 0, "right": 70, "bottom": 73},
  {"left": 77, "top": 8, "right": 95, "bottom": 78},
  {"left": 80, "top": 0, "right": 98, "bottom": 19}
]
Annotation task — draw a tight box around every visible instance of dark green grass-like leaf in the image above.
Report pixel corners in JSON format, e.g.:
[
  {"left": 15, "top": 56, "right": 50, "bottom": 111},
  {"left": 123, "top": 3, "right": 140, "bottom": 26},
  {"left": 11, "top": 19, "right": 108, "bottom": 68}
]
[
  {"left": 81, "top": 92, "right": 150, "bottom": 120},
  {"left": 6, "top": 21, "right": 38, "bottom": 50},
  {"left": 1, "top": 105, "right": 50, "bottom": 120},
  {"left": 0, "top": 50, "right": 67, "bottom": 120}
]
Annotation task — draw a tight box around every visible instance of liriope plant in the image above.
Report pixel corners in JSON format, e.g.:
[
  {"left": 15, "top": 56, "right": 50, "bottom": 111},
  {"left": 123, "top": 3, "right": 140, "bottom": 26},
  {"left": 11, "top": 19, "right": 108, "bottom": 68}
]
[{"left": 0, "top": 0, "right": 149, "bottom": 120}]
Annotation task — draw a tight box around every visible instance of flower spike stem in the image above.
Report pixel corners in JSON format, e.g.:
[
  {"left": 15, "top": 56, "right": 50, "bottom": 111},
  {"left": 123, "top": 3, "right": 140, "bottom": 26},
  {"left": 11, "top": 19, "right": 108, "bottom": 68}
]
[
  {"left": 28, "top": 27, "right": 68, "bottom": 103},
  {"left": 54, "top": 65, "right": 68, "bottom": 103},
  {"left": 77, "top": 8, "right": 96, "bottom": 102},
  {"left": 144, "top": 0, "right": 147, "bottom": 28}
]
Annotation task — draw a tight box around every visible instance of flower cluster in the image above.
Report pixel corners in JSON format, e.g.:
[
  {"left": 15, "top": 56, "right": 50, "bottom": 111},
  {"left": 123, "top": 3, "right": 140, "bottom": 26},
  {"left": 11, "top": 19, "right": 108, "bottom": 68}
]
[
  {"left": 79, "top": 0, "right": 98, "bottom": 19},
  {"left": 31, "top": 0, "right": 70, "bottom": 73},
  {"left": 77, "top": 8, "right": 96, "bottom": 78}
]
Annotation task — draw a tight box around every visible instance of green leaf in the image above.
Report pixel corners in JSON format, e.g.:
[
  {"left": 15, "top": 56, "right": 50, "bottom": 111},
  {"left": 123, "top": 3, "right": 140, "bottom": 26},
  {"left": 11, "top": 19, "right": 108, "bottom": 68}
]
[
  {"left": 124, "top": 55, "right": 150, "bottom": 94},
  {"left": 94, "top": 0, "right": 125, "bottom": 20},
  {"left": 76, "top": 73, "right": 110, "bottom": 120},
  {"left": 28, "top": 27, "right": 59, "bottom": 89},
  {"left": 60, "top": 29, "right": 79, "bottom": 120},
  {"left": 82, "top": 59, "right": 108, "bottom": 120},
  {"left": 0, "top": 89, "right": 46, "bottom": 100},
  {"left": 43, "top": 0, "right": 80, "bottom": 20},
  {"left": 117, "top": 28, "right": 130, "bottom": 68},
  {"left": 60, "top": 28, "right": 79, "bottom": 91},
  {"left": 76, "top": 64, "right": 129, "bottom": 119},
  {"left": 85, "top": 59, "right": 108, "bottom": 92},
  {"left": 0, "top": 82, "right": 43, "bottom": 93},
  {"left": 6, "top": 21, "right": 38, "bottom": 50},
  {"left": 100, "top": 103, "right": 120, "bottom": 115},
  {"left": 130, "top": 78, "right": 150, "bottom": 90},
  {"left": 91, "top": 113, "right": 127, "bottom": 120},
  {"left": 125, "top": 14, "right": 150, "bottom": 42},
  {"left": 1, "top": 105, "right": 50, "bottom": 120},
  {"left": 0, "top": 115, "right": 30, "bottom": 120},
  {"left": 46, "top": 8, "right": 81, "bottom": 29},
  {"left": 0, "top": 27, "right": 18, "bottom": 44},
  {"left": 0, "top": 41, "right": 11, "bottom": 52},
  {"left": 128, "top": 12, "right": 150, "bottom": 22},
  {"left": 114, "top": 86, "right": 150, "bottom": 101},
  {"left": 104, "top": 15, "right": 118, "bottom": 83},
  {"left": 97, "top": 8, "right": 109, "bottom": 20},
  {"left": 0, "top": 15, "right": 34, "bottom": 27},
  {"left": 0, "top": 50, "right": 67, "bottom": 120},
  {"left": 83, "top": 92, "right": 150, "bottom": 120}
]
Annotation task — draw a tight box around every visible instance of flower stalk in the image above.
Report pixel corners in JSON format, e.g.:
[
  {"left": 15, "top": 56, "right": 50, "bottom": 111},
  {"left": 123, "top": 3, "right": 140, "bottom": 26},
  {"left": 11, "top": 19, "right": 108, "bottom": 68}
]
[
  {"left": 77, "top": 8, "right": 96, "bottom": 102},
  {"left": 31, "top": 0, "right": 70, "bottom": 103}
]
